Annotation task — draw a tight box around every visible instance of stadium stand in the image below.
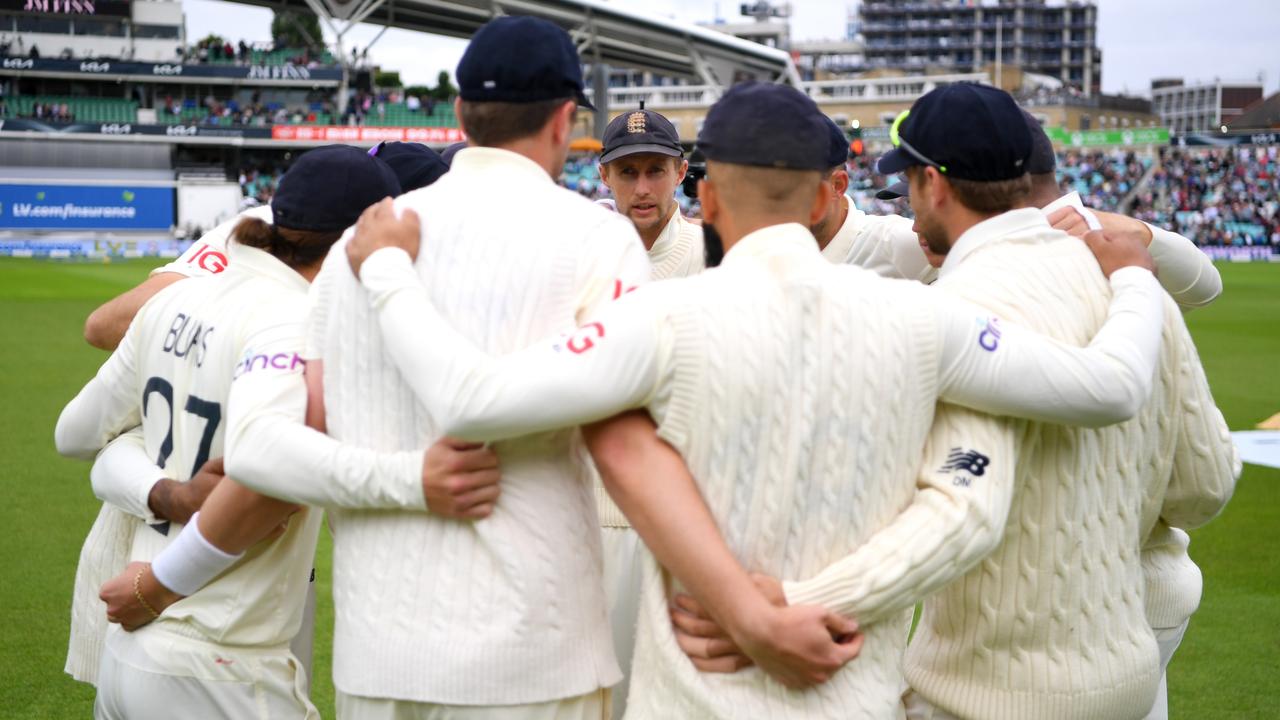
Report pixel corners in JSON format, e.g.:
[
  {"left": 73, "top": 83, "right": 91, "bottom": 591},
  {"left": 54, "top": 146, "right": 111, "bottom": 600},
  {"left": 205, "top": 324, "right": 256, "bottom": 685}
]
[
  {"left": 1138, "top": 147, "right": 1280, "bottom": 248},
  {"left": 8, "top": 96, "right": 138, "bottom": 123}
]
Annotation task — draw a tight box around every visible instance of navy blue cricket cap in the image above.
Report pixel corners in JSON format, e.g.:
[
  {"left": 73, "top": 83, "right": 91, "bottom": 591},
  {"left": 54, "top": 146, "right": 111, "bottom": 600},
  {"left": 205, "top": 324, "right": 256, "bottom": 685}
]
[
  {"left": 696, "top": 82, "right": 831, "bottom": 171},
  {"left": 457, "top": 16, "right": 594, "bottom": 110},
  {"left": 876, "top": 83, "right": 1032, "bottom": 183},
  {"left": 825, "top": 117, "right": 851, "bottom": 169},
  {"left": 1021, "top": 108, "right": 1057, "bottom": 175},
  {"left": 441, "top": 141, "right": 468, "bottom": 167},
  {"left": 370, "top": 141, "right": 450, "bottom": 192},
  {"left": 271, "top": 145, "right": 401, "bottom": 232},
  {"left": 601, "top": 108, "right": 683, "bottom": 164}
]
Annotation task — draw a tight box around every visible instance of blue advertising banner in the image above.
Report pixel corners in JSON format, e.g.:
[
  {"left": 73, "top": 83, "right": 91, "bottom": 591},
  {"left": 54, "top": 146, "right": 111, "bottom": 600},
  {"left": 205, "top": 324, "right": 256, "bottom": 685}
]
[{"left": 0, "top": 184, "right": 173, "bottom": 230}]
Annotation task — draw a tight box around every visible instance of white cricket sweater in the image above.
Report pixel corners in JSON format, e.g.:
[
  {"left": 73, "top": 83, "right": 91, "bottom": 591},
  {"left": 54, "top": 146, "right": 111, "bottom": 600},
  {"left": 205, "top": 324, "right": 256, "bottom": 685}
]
[
  {"left": 820, "top": 195, "right": 937, "bottom": 282},
  {"left": 596, "top": 209, "right": 704, "bottom": 530},
  {"left": 898, "top": 209, "right": 1239, "bottom": 720},
  {"left": 356, "top": 218, "right": 1168, "bottom": 719},
  {"left": 295, "top": 147, "right": 649, "bottom": 705}
]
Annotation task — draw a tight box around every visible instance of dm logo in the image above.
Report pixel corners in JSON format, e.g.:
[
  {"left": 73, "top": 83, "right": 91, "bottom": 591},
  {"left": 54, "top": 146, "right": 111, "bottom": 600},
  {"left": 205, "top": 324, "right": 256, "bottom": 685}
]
[
  {"left": 35, "top": 191, "right": 45, "bottom": 200},
  {"left": 0, "top": 202, "right": 4, "bottom": 216},
  {"left": 122, "top": 191, "right": 135, "bottom": 203}
]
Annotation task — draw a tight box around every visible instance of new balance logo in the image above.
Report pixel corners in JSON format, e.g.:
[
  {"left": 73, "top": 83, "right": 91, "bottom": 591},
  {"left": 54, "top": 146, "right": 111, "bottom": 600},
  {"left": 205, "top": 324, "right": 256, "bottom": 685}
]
[{"left": 939, "top": 448, "right": 990, "bottom": 477}]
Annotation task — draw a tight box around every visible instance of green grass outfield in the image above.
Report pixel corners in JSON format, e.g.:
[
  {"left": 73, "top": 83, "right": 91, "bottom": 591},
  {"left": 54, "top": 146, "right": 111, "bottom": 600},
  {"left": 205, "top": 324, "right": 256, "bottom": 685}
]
[{"left": 0, "top": 257, "right": 1276, "bottom": 718}]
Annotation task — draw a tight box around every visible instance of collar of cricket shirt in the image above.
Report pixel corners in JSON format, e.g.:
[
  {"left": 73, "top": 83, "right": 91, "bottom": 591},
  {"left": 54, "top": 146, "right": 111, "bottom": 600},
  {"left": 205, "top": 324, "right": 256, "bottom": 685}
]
[
  {"left": 820, "top": 194, "right": 865, "bottom": 263},
  {"left": 939, "top": 206, "right": 1049, "bottom": 279},
  {"left": 722, "top": 222, "right": 819, "bottom": 267},
  {"left": 227, "top": 240, "right": 311, "bottom": 294},
  {"left": 447, "top": 146, "right": 555, "bottom": 186}
]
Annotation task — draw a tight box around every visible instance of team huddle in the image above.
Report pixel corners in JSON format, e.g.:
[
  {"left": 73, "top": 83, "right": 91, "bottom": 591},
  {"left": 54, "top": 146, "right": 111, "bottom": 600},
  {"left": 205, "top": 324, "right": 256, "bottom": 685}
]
[{"left": 54, "top": 15, "right": 1238, "bottom": 720}]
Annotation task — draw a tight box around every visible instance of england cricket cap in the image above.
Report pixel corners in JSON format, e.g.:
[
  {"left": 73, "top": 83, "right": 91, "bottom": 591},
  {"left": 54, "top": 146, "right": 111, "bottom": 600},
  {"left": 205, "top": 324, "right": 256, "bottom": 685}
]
[
  {"left": 876, "top": 82, "right": 1032, "bottom": 183},
  {"left": 370, "top": 141, "right": 450, "bottom": 192},
  {"left": 825, "top": 117, "right": 852, "bottom": 169},
  {"left": 600, "top": 108, "right": 683, "bottom": 164},
  {"left": 271, "top": 145, "right": 401, "bottom": 232},
  {"left": 457, "top": 16, "right": 594, "bottom": 110},
  {"left": 696, "top": 82, "right": 831, "bottom": 171}
]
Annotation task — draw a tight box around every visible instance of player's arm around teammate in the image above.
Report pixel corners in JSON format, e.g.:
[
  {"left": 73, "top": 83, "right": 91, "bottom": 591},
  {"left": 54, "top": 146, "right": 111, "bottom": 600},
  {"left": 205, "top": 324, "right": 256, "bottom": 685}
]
[{"left": 1048, "top": 205, "right": 1223, "bottom": 309}]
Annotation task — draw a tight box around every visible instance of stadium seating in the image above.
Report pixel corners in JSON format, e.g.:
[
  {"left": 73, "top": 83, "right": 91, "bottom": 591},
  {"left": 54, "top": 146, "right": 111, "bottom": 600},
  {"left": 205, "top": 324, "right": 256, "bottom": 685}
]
[{"left": 9, "top": 96, "right": 138, "bottom": 124}]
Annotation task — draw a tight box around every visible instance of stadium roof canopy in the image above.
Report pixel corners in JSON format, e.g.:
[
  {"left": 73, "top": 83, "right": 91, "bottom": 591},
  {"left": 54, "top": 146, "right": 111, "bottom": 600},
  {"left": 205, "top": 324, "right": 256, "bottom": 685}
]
[{"left": 229, "top": 0, "right": 800, "bottom": 87}]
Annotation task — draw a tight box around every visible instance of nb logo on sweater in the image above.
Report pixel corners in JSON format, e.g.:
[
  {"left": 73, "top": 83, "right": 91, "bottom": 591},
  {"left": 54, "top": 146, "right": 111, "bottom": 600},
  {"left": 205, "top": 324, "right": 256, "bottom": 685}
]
[{"left": 939, "top": 448, "right": 989, "bottom": 486}]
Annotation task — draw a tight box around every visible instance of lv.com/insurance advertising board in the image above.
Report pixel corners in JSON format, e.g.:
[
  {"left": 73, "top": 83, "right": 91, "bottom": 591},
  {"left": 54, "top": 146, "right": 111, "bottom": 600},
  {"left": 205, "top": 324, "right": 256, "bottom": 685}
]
[{"left": 0, "top": 183, "right": 174, "bottom": 231}]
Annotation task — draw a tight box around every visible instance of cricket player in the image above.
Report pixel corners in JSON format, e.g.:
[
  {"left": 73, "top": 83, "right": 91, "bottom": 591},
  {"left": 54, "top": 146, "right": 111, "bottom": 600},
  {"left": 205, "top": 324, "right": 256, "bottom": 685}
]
[
  {"left": 810, "top": 117, "right": 937, "bottom": 281},
  {"left": 54, "top": 146, "right": 435, "bottom": 719},
  {"left": 224, "top": 17, "right": 649, "bottom": 719},
  {"left": 593, "top": 105, "right": 705, "bottom": 718},
  {"left": 857, "top": 83, "right": 1238, "bottom": 720},
  {"left": 1017, "top": 112, "right": 1230, "bottom": 720},
  {"left": 65, "top": 142, "right": 458, "bottom": 688},
  {"left": 342, "top": 80, "right": 1171, "bottom": 718}
]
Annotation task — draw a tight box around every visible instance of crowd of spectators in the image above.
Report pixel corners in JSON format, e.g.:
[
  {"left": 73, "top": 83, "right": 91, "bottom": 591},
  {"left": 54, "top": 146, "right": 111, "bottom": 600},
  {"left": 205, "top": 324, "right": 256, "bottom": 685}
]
[
  {"left": 1056, "top": 149, "right": 1151, "bottom": 213},
  {"left": 182, "top": 38, "right": 331, "bottom": 68},
  {"left": 239, "top": 165, "right": 284, "bottom": 205},
  {"left": 161, "top": 92, "right": 336, "bottom": 127},
  {"left": 3, "top": 100, "right": 75, "bottom": 122},
  {"left": 1135, "top": 147, "right": 1280, "bottom": 248}
]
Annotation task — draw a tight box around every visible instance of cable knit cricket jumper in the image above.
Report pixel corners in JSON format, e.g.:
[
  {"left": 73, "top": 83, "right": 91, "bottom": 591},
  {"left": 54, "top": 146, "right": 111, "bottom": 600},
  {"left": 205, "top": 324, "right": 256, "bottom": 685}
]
[
  {"left": 305, "top": 147, "right": 649, "bottom": 705},
  {"left": 595, "top": 209, "right": 704, "bottom": 530},
  {"left": 901, "top": 210, "right": 1238, "bottom": 720}
]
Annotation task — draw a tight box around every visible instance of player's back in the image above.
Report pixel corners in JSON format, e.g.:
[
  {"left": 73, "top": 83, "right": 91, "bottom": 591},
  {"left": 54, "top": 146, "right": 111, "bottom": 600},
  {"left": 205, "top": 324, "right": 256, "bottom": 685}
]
[
  {"left": 626, "top": 224, "right": 946, "bottom": 719},
  {"left": 309, "top": 146, "right": 647, "bottom": 703},
  {"left": 122, "top": 245, "right": 318, "bottom": 648},
  {"left": 905, "top": 224, "right": 1167, "bottom": 719}
]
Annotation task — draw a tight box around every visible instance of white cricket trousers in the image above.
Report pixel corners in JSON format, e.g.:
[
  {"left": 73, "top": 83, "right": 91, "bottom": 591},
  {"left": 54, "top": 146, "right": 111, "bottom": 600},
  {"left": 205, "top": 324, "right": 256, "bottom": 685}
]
[
  {"left": 601, "top": 526, "right": 645, "bottom": 720},
  {"left": 336, "top": 688, "right": 609, "bottom": 720},
  {"left": 1144, "top": 619, "right": 1191, "bottom": 720},
  {"left": 94, "top": 625, "right": 318, "bottom": 719}
]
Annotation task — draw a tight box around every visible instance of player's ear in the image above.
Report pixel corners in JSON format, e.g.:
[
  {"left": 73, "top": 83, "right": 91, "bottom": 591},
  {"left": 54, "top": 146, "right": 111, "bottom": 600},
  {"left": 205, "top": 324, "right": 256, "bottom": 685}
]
[
  {"left": 548, "top": 99, "right": 576, "bottom": 145},
  {"left": 924, "top": 166, "right": 947, "bottom": 210},
  {"left": 809, "top": 174, "right": 833, "bottom": 227},
  {"left": 833, "top": 169, "right": 850, "bottom": 196},
  {"left": 698, "top": 178, "right": 719, "bottom": 224},
  {"left": 598, "top": 162, "right": 612, "bottom": 188},
  {"left": 675, "top": 158, "right": 689, "bottom": 184}
]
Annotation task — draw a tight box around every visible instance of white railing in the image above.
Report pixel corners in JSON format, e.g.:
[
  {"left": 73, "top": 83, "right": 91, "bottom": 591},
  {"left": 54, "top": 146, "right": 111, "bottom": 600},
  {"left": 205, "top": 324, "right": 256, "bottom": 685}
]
[{"left": 585, "top": 72, "right": 989, "bottom": 110}]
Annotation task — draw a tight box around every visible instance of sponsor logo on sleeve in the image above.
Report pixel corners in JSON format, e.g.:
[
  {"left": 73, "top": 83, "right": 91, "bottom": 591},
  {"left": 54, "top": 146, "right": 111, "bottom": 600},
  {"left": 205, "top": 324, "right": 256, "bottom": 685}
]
[
  {"left": 233, "top": 349, "right": 305, "bottom": 378},
  {"left": 185, "top": 242, "right": 228, "bottom": 273},
  {"left": 977, "top": 316, "right": 1002, "bottom": 352},
  {"left": 939, "top": 447, "right": 990, "bottom": 487}
]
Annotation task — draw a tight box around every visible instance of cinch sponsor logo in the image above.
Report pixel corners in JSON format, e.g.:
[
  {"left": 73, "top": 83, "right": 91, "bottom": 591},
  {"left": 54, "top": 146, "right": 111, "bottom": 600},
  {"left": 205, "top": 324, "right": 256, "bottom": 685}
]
[
  {"left": 234, "top": 351, "right": 305, "bottom": 378},
  {"left": 977, "top": 316, "right": 1002, "bottom": 352}
]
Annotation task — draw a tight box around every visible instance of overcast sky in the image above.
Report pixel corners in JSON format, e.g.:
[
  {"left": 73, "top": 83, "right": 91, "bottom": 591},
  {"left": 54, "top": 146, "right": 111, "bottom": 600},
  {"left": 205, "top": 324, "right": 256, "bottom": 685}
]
[{"left": 184, "top": 0, "right": 1279, "bottom": 97}]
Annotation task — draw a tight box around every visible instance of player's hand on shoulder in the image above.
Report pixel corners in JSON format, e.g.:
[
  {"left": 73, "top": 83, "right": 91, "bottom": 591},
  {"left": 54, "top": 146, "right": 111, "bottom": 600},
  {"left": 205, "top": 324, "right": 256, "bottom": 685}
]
[
  {"left": 421, "top": 436, "right": 501, "bottom": 520},
  {"left": 100, "top": 561, "right": 183, "bottom": 632},
  {"left": 347, "top": 197, "right": 421, "bottom": 279},
  {"left": 1082, "top": 227, "right": 1156, "bottom": 278}
]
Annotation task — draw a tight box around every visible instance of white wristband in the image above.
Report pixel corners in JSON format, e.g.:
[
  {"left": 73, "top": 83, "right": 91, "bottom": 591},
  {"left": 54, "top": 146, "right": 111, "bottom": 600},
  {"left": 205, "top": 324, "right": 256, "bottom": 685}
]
[{"left": 150, "top": 512, "right": 244, "bottom": 597}]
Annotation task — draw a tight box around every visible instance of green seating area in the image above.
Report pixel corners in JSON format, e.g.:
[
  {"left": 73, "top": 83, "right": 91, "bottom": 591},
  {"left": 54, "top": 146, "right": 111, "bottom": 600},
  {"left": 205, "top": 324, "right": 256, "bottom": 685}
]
[
  {"left": 8, "top": 96, "right": 137, "bottom": 123},
  {"left": 364, "top": 103, "right": 457, "bottom": 128}
]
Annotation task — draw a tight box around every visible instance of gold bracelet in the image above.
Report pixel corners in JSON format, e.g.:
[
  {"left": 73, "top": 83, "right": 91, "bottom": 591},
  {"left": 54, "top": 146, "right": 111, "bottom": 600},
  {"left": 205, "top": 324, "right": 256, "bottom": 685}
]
[{"left": 133, "top": 565, "right": 162, "bottom": 620}]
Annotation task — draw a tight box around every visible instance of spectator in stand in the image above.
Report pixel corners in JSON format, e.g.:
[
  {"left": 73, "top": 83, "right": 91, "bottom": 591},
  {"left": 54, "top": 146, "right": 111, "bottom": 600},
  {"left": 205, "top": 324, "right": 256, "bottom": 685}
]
[
  {"left": 1147, "top": 146, "right": 1280, "bottom": 247},
  {"left": 406, "top": 94, "right": 421, "bottom": 113}
]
